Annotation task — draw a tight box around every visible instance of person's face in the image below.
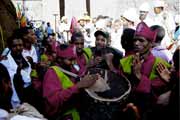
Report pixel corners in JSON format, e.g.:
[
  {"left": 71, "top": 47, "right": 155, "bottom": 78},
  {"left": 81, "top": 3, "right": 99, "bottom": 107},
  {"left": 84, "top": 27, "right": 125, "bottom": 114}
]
[
  {"left": 113, "top": 22, "right": 120, "bottom": 31},
  {"left": 106, "top": 21, "right": 112, "bottom": 27},
  {"left": 79, "top": 20, "right": 85, "bottom": 26},
  {"left": 63, "top": 57, "right": 74, "bottom": 68},
  {"left": 95, "top": 35, "right": 107, "bottom": 49},
  {"left": 74, "top": 37, "right": 84, "bottom": 54},
  {"left": 154, "top": 7, "right": 163, "bottom": 14},
  {"left": 64, "top": 19, "right": 68, "bottom": 24},
  {"left": 139, "top": 11, "right": 148, "bottom": 20},
  {"left": 11, "top": 39, "right": 23, "bottom": 56},
  {"left": 133, "top": 36, "right": 151, "bottom": 54},
  {"left": 49, "top": 35, "right": 56, "bottom": 41},
  {"left": 24, "top": 29, "right": 37, "bottom": 44}
]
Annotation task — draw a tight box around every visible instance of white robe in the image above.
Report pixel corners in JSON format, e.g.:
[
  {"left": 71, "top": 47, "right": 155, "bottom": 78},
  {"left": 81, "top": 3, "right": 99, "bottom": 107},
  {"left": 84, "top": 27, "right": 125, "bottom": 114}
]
[
  {"left": 0, "top": 52, "right": 32, "bottom": 108},
  {"left": 153, "top": 12, "right": 176, "bottom": 48}
]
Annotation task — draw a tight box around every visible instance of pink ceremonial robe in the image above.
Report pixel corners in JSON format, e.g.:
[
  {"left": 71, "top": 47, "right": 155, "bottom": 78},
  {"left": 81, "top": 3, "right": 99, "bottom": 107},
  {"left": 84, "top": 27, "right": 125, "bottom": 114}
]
[
  {"left": 42, "top": 68, "right": 79, "bottom": 117},
  {"left": 75, "top": 54, "right": 87, "bottom": 77}
]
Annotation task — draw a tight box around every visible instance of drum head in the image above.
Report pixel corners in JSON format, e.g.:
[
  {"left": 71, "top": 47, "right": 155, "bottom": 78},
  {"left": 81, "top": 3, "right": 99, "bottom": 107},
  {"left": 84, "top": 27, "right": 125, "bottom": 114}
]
[{"left": 85, "top": 68, "right": 131, "bottom": 102}]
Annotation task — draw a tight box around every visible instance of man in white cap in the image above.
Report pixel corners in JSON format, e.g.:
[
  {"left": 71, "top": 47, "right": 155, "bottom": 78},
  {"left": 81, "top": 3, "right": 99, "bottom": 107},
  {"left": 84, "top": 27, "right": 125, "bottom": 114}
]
[
  {"left": 153, "top": 0, "right": 176, "bottom": 49},
  {"left": 121, "top": 8, "right": 138, "bottom": 29},
  {"left": 139, "top": 2, "right": 154, "bottom": 26},
  {"left": 58, "top": 16, "right": 70, "bottom": 43}
]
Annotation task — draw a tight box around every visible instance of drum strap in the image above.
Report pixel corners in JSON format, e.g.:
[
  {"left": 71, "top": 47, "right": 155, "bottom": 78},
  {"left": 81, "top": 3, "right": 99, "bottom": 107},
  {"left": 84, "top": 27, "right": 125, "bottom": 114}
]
[
  {"left": 51, "top": 66, "right": 80, "bottom": 120},
  {"left": 51, "top": 66, "right": 74, "bottom": 89}
]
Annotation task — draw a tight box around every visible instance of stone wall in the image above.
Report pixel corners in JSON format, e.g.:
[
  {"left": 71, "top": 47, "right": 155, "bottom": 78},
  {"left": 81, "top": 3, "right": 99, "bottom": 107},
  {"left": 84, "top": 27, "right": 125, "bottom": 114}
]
[{"left": 0, "top": 0, "right": 18, "bottom": 53}]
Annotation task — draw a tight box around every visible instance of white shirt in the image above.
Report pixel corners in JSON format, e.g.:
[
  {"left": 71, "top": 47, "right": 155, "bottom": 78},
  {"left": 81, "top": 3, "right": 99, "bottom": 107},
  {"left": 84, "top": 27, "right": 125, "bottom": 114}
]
[
  {"left": 22, "top": 45, "right": 38, "bottom": 63},
  {"left": 110, "top": 28, "right": 125, "bottom": 55},
  {"left": 58, "top": 22, "right": 70, "bottom": 42}
]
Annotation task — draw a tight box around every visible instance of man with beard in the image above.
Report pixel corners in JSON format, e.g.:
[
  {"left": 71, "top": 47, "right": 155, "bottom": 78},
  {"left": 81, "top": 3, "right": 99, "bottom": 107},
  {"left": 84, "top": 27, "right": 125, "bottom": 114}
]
[
  {"left": 84, "top": 30, "right": 123, "bottom": 72},
  {"left": 42, "top": 44, "right": 97, "bottom": 120},
  {"left": 119, "top": 22, "right": 171, "bottom": 120}
]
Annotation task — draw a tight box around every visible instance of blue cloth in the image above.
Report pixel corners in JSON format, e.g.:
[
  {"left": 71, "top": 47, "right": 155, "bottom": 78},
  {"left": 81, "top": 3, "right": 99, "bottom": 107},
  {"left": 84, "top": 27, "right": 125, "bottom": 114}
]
[
  {"left": 174, "top": 27, "right": 180, "bottom": 40},
  {"left": 46, "top": 26, "right": 53, "bottom": 35}
]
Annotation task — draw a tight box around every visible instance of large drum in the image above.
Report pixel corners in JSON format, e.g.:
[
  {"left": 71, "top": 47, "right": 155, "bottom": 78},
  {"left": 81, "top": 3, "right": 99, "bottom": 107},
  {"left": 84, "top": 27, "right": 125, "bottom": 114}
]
[{"left": 85, "top": 68, "right": 131, "bottom": 103}]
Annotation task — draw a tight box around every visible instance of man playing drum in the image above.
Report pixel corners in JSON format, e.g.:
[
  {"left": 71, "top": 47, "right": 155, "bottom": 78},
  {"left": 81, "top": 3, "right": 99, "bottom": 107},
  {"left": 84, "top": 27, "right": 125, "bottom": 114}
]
[
  {"left": 84, "top": 30, "right": 123, "bottom": 71},
  {"left": 79, "top": 30, "right": 127, "bottom": 120},
  {"left": 42, "top": 44, "right": 98, "bottom": 120}
]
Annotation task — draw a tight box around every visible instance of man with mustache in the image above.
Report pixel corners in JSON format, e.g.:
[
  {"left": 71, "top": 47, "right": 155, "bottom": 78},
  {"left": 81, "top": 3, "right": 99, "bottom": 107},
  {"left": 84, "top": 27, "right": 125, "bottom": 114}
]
[{"left": 119, "top": 22, "right": 171, "bottom": 120}]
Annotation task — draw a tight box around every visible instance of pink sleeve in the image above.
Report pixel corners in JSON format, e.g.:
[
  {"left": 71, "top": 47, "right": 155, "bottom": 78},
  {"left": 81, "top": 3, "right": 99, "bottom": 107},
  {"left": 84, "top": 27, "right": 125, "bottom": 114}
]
[
  {"left": 135, "top": 75, "right": 167, "bottom": 95},
  {"left": 43, "top": 68, "right": 79, "bottom": 117}
]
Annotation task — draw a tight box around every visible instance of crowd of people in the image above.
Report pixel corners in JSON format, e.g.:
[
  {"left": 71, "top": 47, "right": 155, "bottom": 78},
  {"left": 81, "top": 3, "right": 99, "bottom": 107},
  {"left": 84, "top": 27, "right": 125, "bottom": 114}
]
[{"left": 0, "top": 0, "right": 179, "bottom": 120}]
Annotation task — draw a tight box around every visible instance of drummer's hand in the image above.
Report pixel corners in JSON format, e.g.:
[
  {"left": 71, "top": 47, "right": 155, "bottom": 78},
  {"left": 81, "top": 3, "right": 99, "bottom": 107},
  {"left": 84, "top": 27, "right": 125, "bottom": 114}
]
[
  {"left": 77, "top": 74, "right": 98, "bottom": 89},
  {"left": 95, "top": 56, "right": 103, "bottom": 64},
  {"left": 86, "top": 56, "right": 102, "bottom": 68},
  {"left": 87, "top": 59, "right": 96, "bottom": 68},
  {"left": 132, "top": 53, "right": 144, "bottom": 80},
  {"left": 104, "top": 53, "right": 114, "bottom": 60},
  {"left": 104, "top": 53, "right": 115, "bottom": 70}
]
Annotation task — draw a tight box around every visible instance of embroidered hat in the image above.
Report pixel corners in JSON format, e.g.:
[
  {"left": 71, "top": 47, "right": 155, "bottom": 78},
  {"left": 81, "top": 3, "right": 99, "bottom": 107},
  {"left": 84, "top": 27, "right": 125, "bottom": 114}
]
[
  {"left": 134, "top": 22, "right": 157, "bottom": 42},
  {"left": 57, "top": 45, "right": 76, "bottom": 59}
]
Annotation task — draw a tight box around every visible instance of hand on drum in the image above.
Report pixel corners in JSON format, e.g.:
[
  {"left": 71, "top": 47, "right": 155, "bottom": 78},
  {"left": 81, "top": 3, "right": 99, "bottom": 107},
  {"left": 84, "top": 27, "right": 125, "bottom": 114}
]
[
  {"left": 77, "top": 74, "right": 98, "bottom": 89},
  {"left": 104, "top": 53, "right": 115, "bottom": 70},
  {"left": 87, "top": 56, "right": 103, "bottom": 68},
  {"left": 87, "top": 74, "right": 110, "bottom": 92}
]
